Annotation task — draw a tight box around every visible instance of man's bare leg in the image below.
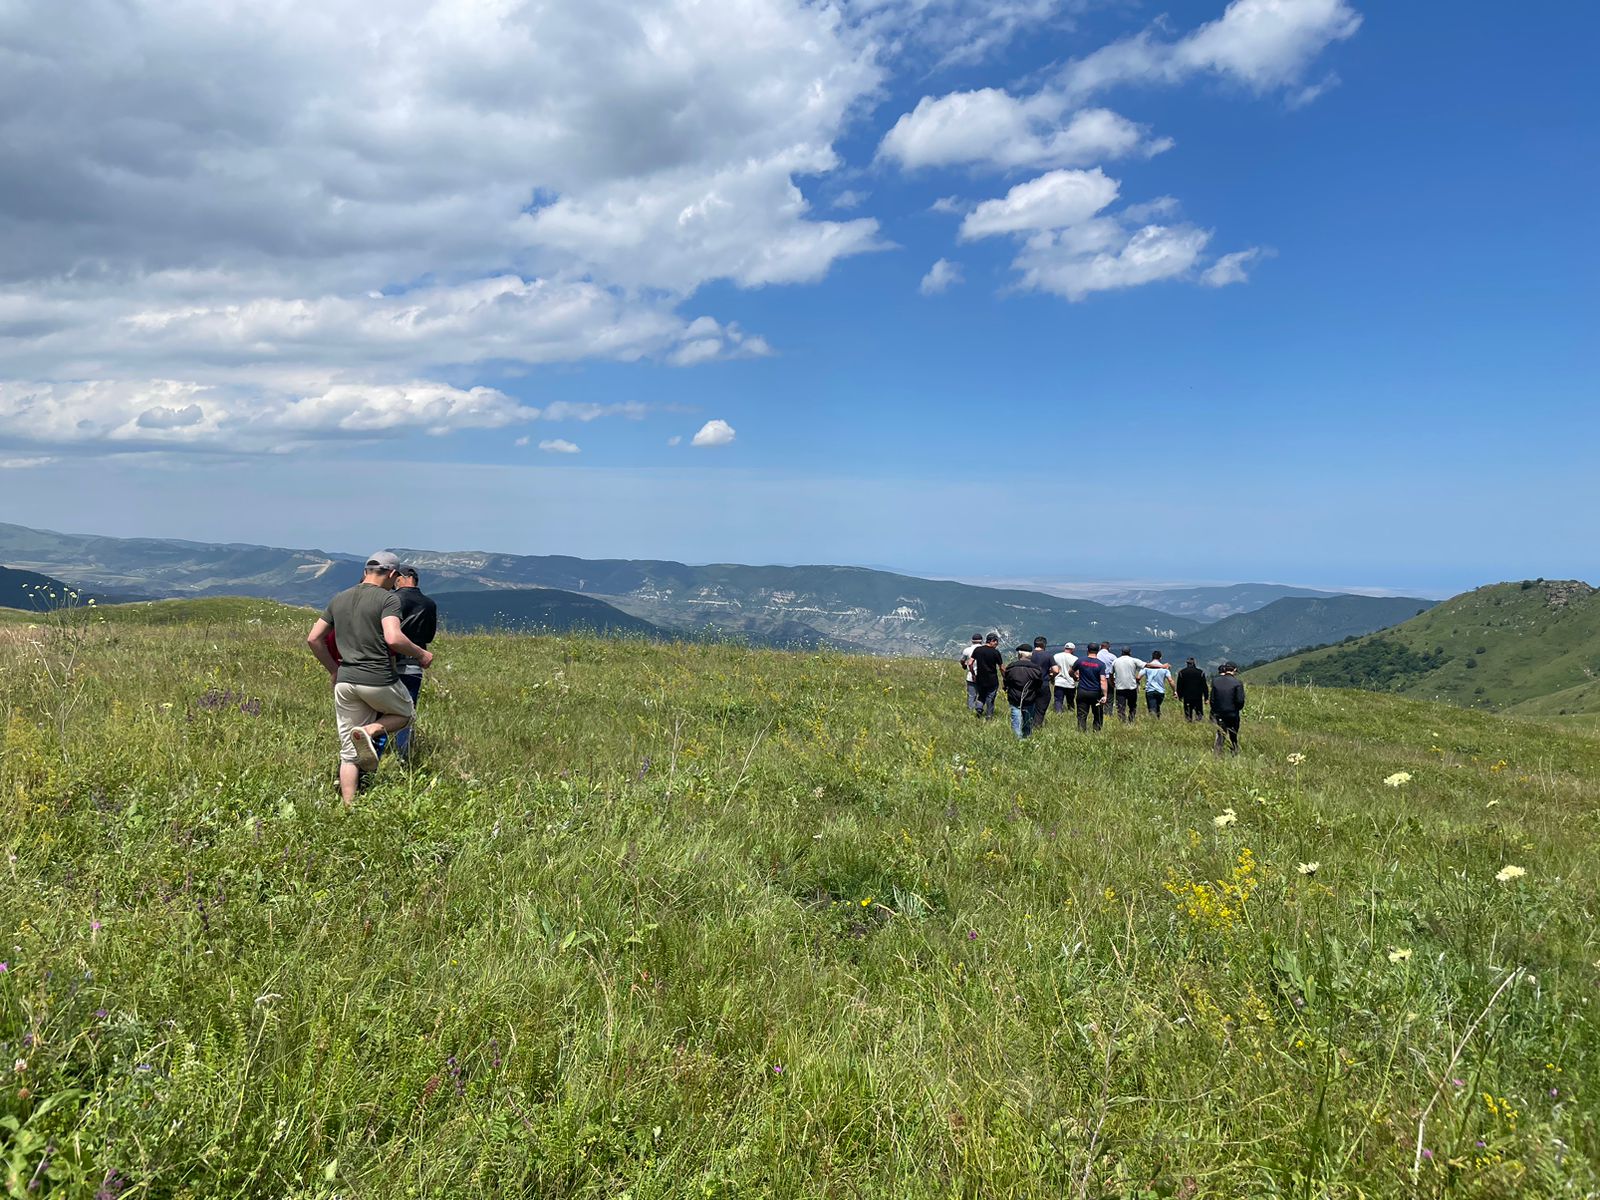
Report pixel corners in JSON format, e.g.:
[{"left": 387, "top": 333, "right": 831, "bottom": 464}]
[{"left": 339, "top": 761, "right": 362, "bottom": 803}]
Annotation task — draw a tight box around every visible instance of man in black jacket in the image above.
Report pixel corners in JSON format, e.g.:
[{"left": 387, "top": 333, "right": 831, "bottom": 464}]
[
  {"left": 969, "top": 634, "right": 1004, "bottom": 719},
  {"left": 1003, "top": 644, "right": 1044, "bottom": 739},
  {"left": 1209, "top": 662, "right": 1245, "bottom": 756},
  {"left": 1176, "top": 656, "right": 1208, "bottom": 722},
  {"left": 392, "top": 567, "right": 438, "bottom": 759}
]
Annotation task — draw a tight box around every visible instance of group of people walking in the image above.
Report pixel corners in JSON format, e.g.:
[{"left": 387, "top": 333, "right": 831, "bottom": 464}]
[
  {"left": 305, "top": 551, "right": 438, "bottom": 800},
  {"left": 961, "top": 634, "right": 1246, "bottom": 754}
]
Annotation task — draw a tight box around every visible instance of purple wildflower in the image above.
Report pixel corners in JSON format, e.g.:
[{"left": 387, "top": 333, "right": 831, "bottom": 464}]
[
  {"left": 967, "top": 930, "right": 978, "bottom": 941},
  {"left": 772, "top": 1064, "right": 784, "bottom": 1076}
]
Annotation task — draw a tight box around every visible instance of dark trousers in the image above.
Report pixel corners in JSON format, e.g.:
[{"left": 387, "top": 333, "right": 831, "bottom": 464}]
[
  {"left": 975, "top": 685, "right": 998, "bottom": 718},
  {"left": 1182, "top": 698, "right": 1204, "bottom": 722},
  {"left": 1052, "top": 686, "right": 1073, "bottom": 713},
  {"left": 393, "top": 671, "right": 424, "bottom": 756},
  {"left": 1032, "top": 687, "right": 1051, "bottom": 729},
  {"left": 1146, "top": 691, "right": 1164, "bottom": 718},
  {"left": 1115, "top": 688, "right": 1138, "bottom": 722},
  {"left": 1075, "top": 690, "right": 1104, "bottom": 732},
  {"left": 1214, "top": 712, "right": 1241, "bottom": 755}
]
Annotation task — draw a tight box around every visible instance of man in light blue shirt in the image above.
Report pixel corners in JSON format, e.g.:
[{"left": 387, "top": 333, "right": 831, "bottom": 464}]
[{"left": 1138, "top": 651, "right": 1174, "bottom": 719}]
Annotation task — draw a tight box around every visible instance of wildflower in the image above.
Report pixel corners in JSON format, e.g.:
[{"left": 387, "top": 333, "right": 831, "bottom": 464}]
[
  {"left": 1495, "top": 865, "right": 1526, "bottom": 883},
  {"left": 90, "top": 920, "right": 102, "bottom": 933},
  {"left": 1296, "top": 862, "right": 1319, "bottom": 876},
  {"left": 12, "top": 1059, "right": 24, "bottom": 1073},
  {"left": 860, "top": 897, "right": 872, "bottom": 908},
  {"left": 1387, "top": 946, "right": 1413, "bottom": 964},
  {"left": 772, "top": 1064, "right": 784, "bottom": 1075},
  {"left": 1212, "top": 808, "right": 1237, "bottom": 829},
  {"left": 967, "top": 930, "right": 978, "bottom": 941},
  {"left": 1452, "top": 1078, "right": 1466, "bottom": 1088},
  {"left": 1383, "top": 771, "right": 1412, "bottom": 787},
  {"left": 1286, "top": 752, "right": 1306, "bottom": 765},
  {"left": 0, "top": 963, "right": 7, "bottom": 973}
]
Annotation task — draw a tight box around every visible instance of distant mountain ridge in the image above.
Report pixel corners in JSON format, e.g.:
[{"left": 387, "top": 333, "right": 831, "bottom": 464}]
[
  {"left": 1, "top": 521, "right": 1430, "bottom": 662},
  {"left": 1182, "top": 594, "right": 1436, "bottom": 665},
  {"left": 1250, "top": 580, "right": 1600, "bottom": 718}
]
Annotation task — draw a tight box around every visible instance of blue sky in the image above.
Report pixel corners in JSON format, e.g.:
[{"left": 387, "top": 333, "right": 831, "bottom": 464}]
[{"left": 0, "top": 0, "right": 1594, "bottom": 595}]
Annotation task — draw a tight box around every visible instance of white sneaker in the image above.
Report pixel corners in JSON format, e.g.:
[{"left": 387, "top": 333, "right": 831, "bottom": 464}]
[{"left": 350, "top": 727, "right": 379, "bottom": 771}]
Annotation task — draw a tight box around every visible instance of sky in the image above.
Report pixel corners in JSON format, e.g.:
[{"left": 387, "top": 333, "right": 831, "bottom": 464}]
[{"left": 0, "top": 0, "right": 1595, "bottom": 596}]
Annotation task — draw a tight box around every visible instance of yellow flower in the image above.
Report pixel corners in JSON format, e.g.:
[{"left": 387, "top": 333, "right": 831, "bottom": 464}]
[
  {"left": 1387, "top": 946, "right": 1413, "bottom": 963},
  {"left": 1494, "top": 865, "right": 1526, "bottom": 883},
  {"left": 860, "top": 897, "right": 872, "bottom": 907},
  {"left": 1212, "top": 808, "right": 1237, "bottom": 829},
  {"left": 1383, "top": 771, "right": 1412, "bottom": 787}
]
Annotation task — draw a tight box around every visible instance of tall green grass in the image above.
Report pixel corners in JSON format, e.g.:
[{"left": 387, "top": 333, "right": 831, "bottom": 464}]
[{"left": 1, "top": 599, "right": 1596, "bottom": 1198}]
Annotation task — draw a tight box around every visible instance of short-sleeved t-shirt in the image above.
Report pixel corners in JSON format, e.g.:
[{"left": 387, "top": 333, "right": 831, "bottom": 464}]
[
  {"left": 1073, "top": 656, "right": 1106, "bottom": 695},
  {"left": 1141, "top": 665, "right": 1172, "bottom": 693},
  {"left": 1053, "top": 651, "right": 1077, "bottom": 687},
  {"left": 970, "top": 644, "right": 1004, "bottom": 690},
  {"left": 321, "top": 583, "right": 402, "bottom": 686}
]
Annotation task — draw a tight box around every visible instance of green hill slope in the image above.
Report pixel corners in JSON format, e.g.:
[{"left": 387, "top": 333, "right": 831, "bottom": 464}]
[
  {"left": 1252, "top": 579, "right": 1600, "bottom": 715},
  {"left": 433, "top": 587, "right": 668, "bottom": 638},
  {"left": 2, "top": 598, "right": 1597, "bottom": 1195},
  {"left": 1189, "top": 594, "right": 1435, "bottom": 666},
  {"left": 0, "top": 564, "right": 76, "bottom": 609}
]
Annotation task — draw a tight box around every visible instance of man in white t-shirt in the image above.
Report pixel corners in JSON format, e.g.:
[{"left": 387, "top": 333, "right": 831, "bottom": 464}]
[
  {"left": 1052, "top": 641, "right": 1078, "bottom": 712},
  {"left": 1112, "top": 647, "right": 1145, "bottom": 723},
  {"left": 959, "top": 634, "right": 983, "bottom": 712}
]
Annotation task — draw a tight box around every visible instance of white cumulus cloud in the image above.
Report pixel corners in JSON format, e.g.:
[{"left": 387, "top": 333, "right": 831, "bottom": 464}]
[
  {"left": 691, "top": 419, "right": 737, "bottom": 448},
  {"left": 919, "top": 259, "right": 964, "bottom": 295},
  {"left": 1063, "top": 0, "right": 1361, "bottom": 100},
  {"left": 959, "top": 169, "right": 1120, "bottom": 240},
  {"left": 880, "top": 91, "right": 1167, "bottom": 172},
  {"left": 538, "top": 439, "right": 581, "bottom": 454},
  {"left": 1201, "top": 247, "right": 1268, "bottom": 287}
]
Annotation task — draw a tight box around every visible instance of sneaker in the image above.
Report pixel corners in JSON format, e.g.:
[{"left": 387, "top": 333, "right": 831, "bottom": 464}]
[{"left": 350, "top": 727, "right": 380, "bottom": 771}]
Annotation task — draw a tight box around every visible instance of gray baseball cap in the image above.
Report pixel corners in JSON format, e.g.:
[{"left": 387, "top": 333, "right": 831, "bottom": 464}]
[{"left": 365, "top": 550, "right": 401, "bottom": 570}]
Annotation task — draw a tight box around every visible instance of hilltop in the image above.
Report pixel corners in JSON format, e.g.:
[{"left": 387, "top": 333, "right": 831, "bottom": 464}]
[
  {"left": 1, "top": 598, "right": 1596, "bottom": 1196},
  {"left": 1252, "top": 579, "right": 1600, "bottom": 717}
]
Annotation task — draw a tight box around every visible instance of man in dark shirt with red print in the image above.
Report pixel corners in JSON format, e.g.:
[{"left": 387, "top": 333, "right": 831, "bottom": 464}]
[
  {"left": 968, "top": 633, "right": 1004, "bottom": 719},
  {"left": 1070, "top": 642, "right": 1110, "bottom": 732}
]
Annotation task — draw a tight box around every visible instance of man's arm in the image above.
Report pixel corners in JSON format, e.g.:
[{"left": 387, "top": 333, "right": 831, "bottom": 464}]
[
  {"left": 382, "top": 615, "right": 434, "bottom": 667},
  {"left": 306, "top": 618, "right": 338, "bottom": 677},
  {"left": 1236, "top": 680, "right": 1246, "bottom": 711}
]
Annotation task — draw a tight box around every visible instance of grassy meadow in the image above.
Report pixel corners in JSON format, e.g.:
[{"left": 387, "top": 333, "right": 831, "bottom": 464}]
[{"left": 2, "top": 598, "right": 1598, "bottom": 1198}]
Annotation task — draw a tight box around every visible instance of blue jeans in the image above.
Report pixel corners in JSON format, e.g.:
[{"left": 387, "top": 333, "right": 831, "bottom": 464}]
[
  {"left": 392, "top": 672, "right": 424, "bottom": 756},
  {"left": 1009, "top": 704, "right": 1034, "bottom": 738}
]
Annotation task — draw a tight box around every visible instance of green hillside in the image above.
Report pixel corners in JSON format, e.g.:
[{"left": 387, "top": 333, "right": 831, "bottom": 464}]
[
  {"left": 2, "top": 598, "right": 1597, "bottom": 1196},
  {"left": 0, "top": 564, "right": 76, "bottom": 610},
  {"left": 1253, "top": 579, "right": 1600, "bottom": 716},
  {"left": 1191, "top": 594, "right": 1435, "bottom": 666},
  {"left": 433, "top": 588, "right": 668, "bottom": 639}
]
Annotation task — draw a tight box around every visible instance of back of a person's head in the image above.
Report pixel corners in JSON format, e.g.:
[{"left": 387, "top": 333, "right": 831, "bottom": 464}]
[
  {"left": 1034, "top": 636, "right": 1047, "bottom": 648},
  {"left": 1151, "top": 651, "right": 1163, "bottom": 661},
  {"left": 971, "top": 634, "right": 982, "bottom": 642},
  {"left": 1121, "top": 647, "right": 1132, "bottom": 656},
  {"left": 986, "top": 633, "right": 999, "bottom": 643}
]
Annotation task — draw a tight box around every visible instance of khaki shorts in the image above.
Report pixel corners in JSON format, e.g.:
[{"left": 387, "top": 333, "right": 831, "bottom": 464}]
[{"left": 333, "top": 680, "right": 415, "bottom": 763}]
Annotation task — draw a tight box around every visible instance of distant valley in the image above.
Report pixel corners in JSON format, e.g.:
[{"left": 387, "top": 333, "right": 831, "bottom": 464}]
[{"left": 1, "top": 521, "right": 1433, "bottom": 665}]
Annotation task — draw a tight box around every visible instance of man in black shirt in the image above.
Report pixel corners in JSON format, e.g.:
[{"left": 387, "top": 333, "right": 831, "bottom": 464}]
[
  {"left": 1004, "top": 644, "right": 1044, "bottom": 739},
  {"left": 392, "top": 566, "right": 438, "bottom": 759},
  {"left": 1176, "top": 657, "right": 1208, "bottom": 722},
  {"left": 1028, "top": 636, "right": 1055, "bottom": 730},
  {"left": 969, "top": 633, "right": 1004, "bottom": 719},
  {"left": 1210, "top": 662, "right": 1246, "bottom": 756}
]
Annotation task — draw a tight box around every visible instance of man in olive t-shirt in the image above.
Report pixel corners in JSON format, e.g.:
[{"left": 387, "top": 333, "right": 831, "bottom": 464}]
[{"left": 306, "top": 551, "right": 435, "bottom": 801}]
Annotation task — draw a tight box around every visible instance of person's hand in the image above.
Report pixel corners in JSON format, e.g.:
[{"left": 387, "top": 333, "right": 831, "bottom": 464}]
[{"left": 419, "top": 649, "right": 435, "bottom": 669}]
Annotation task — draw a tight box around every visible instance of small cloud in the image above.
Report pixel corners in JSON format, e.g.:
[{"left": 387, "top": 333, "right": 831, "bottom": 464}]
[
  {"left": 832, "top": 189, "right": 868, "bottom": 210},
  {"left": 538, "top": 438, "right": 580, "bottom": 454},
  {"left": 691, "top": 419, "right": 736, "bottom": 448},
  {"left": 136, "top": 403, "right": 205, "bottom": 430},
  {"left": 0, "top": 456, "right": 56, "bottom": 469},
  {"left": 1122, "top": 196, "right": 1181, "bottom": 222},
  {"left": 666, "top": 435, "right": 682, "bottom": 447},
  {"left": 929, "top": 196, "right": 966, "bottom": 215},
  {"left": 920, "top": 258, "right": 964, "bottom": 296},
  {"left": 513, "top": 436, "right": 530, "bottom": 447},
  {"left": 1201, "top": 247, "right": 1268, "bottom": 288}
]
